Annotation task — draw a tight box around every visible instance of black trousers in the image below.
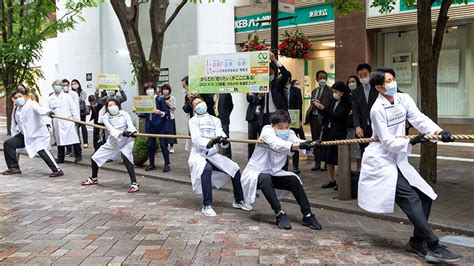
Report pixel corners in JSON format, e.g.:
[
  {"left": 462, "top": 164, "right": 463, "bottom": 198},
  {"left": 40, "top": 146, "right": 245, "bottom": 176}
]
[
  {"left": 221, "top": 122, "right": 232, "bottom": 159},
  {"left": 91, "top": 154, "right": 137, "bottom": 184},
  {"left": 201, "top": 161, "right": 244, "bottom": 206},
  {"left": 257, "top": 173, "right": 311, "bottom": 216},
  {"left": 58, "top": 143, "right": 81, "bottom": 160},
  {"left": 92, "top": 128, "right": 106, "bottom": 151},
  {"left": 247, "top": 118, "right": 261, "bottom": 159},
  {"left": 395, "top": 169, "right": 439, "bottom": 245},
  {"left": 147, "top": 137, "right": 170, "bottom": 167},
  {"left": 291, "top": 126, "right": 306, "bottom": 169},
  {"left": 78, "top": 115, "right": 88, "bottom": 144},
  {"left": 309, "top": 116, "right": 322, "bottom": 166},
  {"left": 4, "top": 133, "right": 58, "bottom": 172}
]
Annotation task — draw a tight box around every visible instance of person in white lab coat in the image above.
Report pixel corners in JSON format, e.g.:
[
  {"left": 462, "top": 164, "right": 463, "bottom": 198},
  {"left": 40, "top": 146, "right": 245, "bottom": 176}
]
[
  {"left": 188, "top": 97, "right": 252, "bottom": 217},
  {"left": 358, "top": 69, "right": 462, "bottom": 264},
  {"left": 48, "top": 80, "right": 82, "bottom": 164},
  {"left": 2, "top": 89, "right": 64, "bottom": 177},
  {"left": 62, "top": 79, "right": 83, "bottom": 157},
  {"left": 80, "top": 98, "right": 140, "bottom": 193},
  {"left": 241, "top": 110, "right": 322, "bottom": 230}
]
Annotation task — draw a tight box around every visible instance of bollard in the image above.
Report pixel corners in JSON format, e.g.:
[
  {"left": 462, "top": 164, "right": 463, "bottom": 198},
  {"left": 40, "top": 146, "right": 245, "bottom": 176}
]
[{"left": 337, "top": 144, "right": 352, "bottom": 200}]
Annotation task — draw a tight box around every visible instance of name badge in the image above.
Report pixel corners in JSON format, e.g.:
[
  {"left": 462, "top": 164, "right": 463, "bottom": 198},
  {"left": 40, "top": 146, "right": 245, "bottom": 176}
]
[{"left": 384, "top": 104, "right": 406, "bottom": 127}]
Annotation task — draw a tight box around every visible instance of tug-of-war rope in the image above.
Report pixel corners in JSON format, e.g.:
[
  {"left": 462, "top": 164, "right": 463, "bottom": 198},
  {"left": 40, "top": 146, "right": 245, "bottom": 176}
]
[{"left": 51, "top": 115, "right": 474, "bottom": 146}]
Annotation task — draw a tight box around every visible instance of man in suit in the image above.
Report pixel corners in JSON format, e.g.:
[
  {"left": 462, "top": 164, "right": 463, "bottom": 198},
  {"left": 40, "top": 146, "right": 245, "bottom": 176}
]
[
  {"left": 286, "top": 78, "right": 305, "bottom": 174},
  {"left": 351, "top": 63, "right": 378, "bottom": 155},
  {"left": 305, "top": 70, "right": 333, "bottom": 171},
  {"left": 215, "top": 93, "right": 233, "bottom": 159},
  {"left": 182, "top": 76, "right": 216, "bottom": 117},
  {"left": 246, "top": 93, "right": 263, "bottom": 159}
]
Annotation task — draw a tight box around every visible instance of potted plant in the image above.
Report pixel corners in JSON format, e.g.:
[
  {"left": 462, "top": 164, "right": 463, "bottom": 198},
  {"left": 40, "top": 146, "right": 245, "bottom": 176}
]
[
  {"left": 241, "top": 33, "right": 269, "bottom": 52},
  {"left": 278, "top": 30, "right": 312, "bottom": 59},
  {"left": 132, "top": 136, "right": 148, "bottom": 166}
]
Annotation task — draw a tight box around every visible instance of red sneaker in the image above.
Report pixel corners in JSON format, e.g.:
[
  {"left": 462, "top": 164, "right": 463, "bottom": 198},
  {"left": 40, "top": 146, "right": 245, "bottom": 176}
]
[
  {"left": 128, "top": 183, "right": 139, "bottom": 193},
  {"left": 81, "top": 177, "right": 98, "bottom": 186}
]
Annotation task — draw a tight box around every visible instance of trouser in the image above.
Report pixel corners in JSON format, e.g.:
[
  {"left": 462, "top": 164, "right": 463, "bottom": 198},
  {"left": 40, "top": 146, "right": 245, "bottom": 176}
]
[
  {"left": 291, "top": 126, "right": 306, "bottom": 169},
  {"left": 395, "top": 169, "right": 439, "bottom": 245},
  {"left": 78, "top": 115, "right": 88, "bottom": 144},
  {"left": 93, "top": 128, "right": 106, "bottom": 151},
  {"left": 147, "top": 137, "right": 170, "bottom": 167},
  {"left": 91, "top": 154, "right": 137, "bottom": 184},
  {"left": 247, "top": 118, "right": 261, "bottom": 159},
  {"left": 221, "top": 122, "right": 232, "bottom": 159},
  {"left": 257, "top": 173, "right": 311, "bottom": 216},
  {"left": 201, "top": 161, "right": 244, "bottom": 206},
  {"left": 58, "top": 143, "right": 82, "bottom": 160},
  {"left": 4, "top": 133, "right": 58, "bottom": 172},
  {"left": 309, "top": 116, "right": 322, "bottom": 165}
]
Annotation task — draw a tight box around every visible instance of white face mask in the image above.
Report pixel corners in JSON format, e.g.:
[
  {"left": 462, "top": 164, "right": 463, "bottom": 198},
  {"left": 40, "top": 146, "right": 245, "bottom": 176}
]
[
  {"left": 360, "top": 77, "right": 370, "bottom": 86},
  {"left": 318, "top": 79, "right": 327, "bottom": 88},
  {"left": 146, "top": 89, "right": 155, "bottom": 97},
  {"left": 72, "top": 84, "right": 79, "bottom": 90},
  {"left": 348, "top": 82, "right": 357, "bottom": 91},
  {"left": 333, "top": 92, "right": 341, "bottom": 101},
  {"left": 182, "top": 88, "right": 188, "bottom": 94},
  {"left": 162, "top": 90, "right": 170, "bottom": 96},
  {"left": 108, "top": 105, "right": 119, "bottom": 116}
]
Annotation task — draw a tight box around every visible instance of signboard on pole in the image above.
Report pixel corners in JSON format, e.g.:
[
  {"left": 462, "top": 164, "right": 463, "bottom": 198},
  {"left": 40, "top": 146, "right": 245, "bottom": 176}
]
[
  {"left": 133, "top": 96, "right": 156, "bottom": 113},
  {"left": 288, "top": 109, "right": 300, "bottom": 128},
  {"left": 188, "top": 51, "right": 270, "bottom": 94},
  {"left": 97, "top": 74, "right": 120, "bottom": 90}
]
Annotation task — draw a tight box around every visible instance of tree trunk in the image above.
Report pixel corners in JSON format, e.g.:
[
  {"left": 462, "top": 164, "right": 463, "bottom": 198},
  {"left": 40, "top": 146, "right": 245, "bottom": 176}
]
[{"left": 5, "top": 67, "right": 15, "bottom": 136}]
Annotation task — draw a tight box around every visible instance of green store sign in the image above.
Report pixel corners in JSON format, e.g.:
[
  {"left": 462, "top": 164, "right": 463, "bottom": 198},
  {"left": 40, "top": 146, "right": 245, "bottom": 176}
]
[
  {"left": 235, "top": 4, "right": 334, "bottom": 34},
  {"left": 400, "top": 0, "right": 474, "bottom": 11}
]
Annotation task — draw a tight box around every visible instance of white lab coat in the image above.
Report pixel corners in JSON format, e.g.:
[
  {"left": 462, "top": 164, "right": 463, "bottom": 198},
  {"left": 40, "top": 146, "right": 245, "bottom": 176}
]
[
  {"left": 241, "top": 125, "right": 306, "bottom": 204},
  {"left": 68, "top": 89, "right": 80, "bottom": 112},
  {"left": 92, "top": 110, "right": 136, "bottom": 167},
  {"left": 10, "top": 100, "right": 51, "bottom": 158},
  {"left": 188, "top": 113, "right": 239, "bottom": 195},
  {"left": 47, "top": 92, "right": 80, "bottom": 146},
  {"left": 358, "top": 93, "right": 441, "bottom": 213}
]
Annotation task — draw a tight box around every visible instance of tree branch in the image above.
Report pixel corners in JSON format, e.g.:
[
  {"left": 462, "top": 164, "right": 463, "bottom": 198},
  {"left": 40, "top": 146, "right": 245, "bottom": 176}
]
[
  {"left": 18, "top": 0, "right": 26, "bottom": 39},
  {"left": 0, "top": 0, "right": 7, "bottom": 43},
  {"left": 432, "top": 0, "right": 451, "bottom": 64},
  {"left": 6, "top": 0, "right": 13, "bottom": 38},
  {"left": 163, "top": 0, "right": 187, "bottom": 33}
]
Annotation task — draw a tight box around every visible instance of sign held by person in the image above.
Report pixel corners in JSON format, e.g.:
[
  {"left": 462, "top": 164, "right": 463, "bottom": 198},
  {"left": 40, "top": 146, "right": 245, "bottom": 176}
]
[
  {"left": 133, "top": 96, "right": 156, "bottom": 113},
  {"left": 97, "top": 74, "right": 120, "bottom": 91}
]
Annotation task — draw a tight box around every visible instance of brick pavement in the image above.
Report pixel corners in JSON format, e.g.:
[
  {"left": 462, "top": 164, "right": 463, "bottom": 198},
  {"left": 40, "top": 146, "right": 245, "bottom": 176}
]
[{"left": 0, "top": 155, "right": 473, "bottom": 265}]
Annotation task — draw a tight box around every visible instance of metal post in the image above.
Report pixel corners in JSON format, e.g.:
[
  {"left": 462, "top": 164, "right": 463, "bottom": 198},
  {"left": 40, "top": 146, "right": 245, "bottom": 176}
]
[
  {"left": 337, "top": 144, "right": 352, "bottom": 200},
  {"left": 271, "top": 0, "right": 278, "bottom": 55}
]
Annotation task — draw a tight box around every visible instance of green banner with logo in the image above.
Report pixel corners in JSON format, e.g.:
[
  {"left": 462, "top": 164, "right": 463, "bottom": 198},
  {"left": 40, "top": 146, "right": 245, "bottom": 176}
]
[{"left": 400, "top": 0, "right": 474, "bottom": 11}]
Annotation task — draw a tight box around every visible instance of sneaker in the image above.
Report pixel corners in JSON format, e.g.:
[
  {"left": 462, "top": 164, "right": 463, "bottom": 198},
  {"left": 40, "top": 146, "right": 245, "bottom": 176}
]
[
  {"left": 49, "top": 169, "right": 64, "bottom": 178},
  {"left": 232, "top": 200, "right": 253, "bottom": 211},
  {"left": 293, "top": 168, "right": 300, "bottom": 174},
  {"left": 55, "top": 158, "right": 65, "bottom": 164},
  {"left": 405, "top": 237, "right": 427, "bottom": 258},
  {"left": 321, "top": 181, "right": 337, "bottom": 189},
  {"left": 320, "top": 166, "right": 328, "bottom": 172},
  {"left": 163, "top": 165, "right": 170, "bottom": 172},
  {"left": 128, "top": 183, "right": 140, "bottom": 193},
  {"left": 81, "top": 177, "right": 98, "bottom": 186},
  {"left": 74, "top": 156, "right": 82, "bottom": 164},
  {"left": 83, "top": 143, "right": 89, "bottom": 148},
  {"left": 311, "top": 165, "right": 321, "bottom": 171},
  {"left": 425, "top": 242, "right": 463, "bottom": 264},
  {"left": 302, "top": 213, "right": 322, "bottom": 230},
  {"left": 145, "top": 165, "right": 156, "bottom": 171},
  {"left": 276, "top": 211, "right": 292, "bottom": 230},
  {"left": 169, "top": 148, "right": 175, "bottom": 154},
  {"left": 201, "top": 205, "right": 217, "bottom": 217},
  {"left": 2, "top": 168, "right": 22, "bottom": 175}
]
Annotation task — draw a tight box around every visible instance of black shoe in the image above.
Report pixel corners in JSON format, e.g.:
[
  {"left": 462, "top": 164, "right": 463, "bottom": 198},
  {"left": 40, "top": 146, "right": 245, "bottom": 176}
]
[
  {"left": 55, "top": 158, "right": 65, "bottom": 164},
  {"left": 321, "top": 181, "right": 336, "bottom": 189},
  {"left": 311, "top": 165, "right": 321, "bottom": 171},
  {"left": 276, "top": 211, "right": 292, "bottom": 230},
  {"left": 145, "top": 165, "right": 156, "bottom": 171},
  {"left": 163, "top": 165, "right": 170, "bottom": 172},
  {"left": 74, "top": 156, "right": 82, "bottom": 164},
  {"left": 302, "top": 214, "right": 322, "bottom": 230},
  {"left": 2, "top": 168, "right": 22, "bottom": 175},
  {"left": 50, "top": 169, "right": 64, "bottom": 178},
  {"left": 425, "top": 242, "right": 463, "bottom": 264},
  {"left": 334, "top": 184, "right": 338, "bottom": 191},
  {"left": 293, "top": 168, "right": 300, "bottom": 174},
  {"left": 405, "top": 237, "right": 427, "bottom": 258},
  {"left": 65, "top": 150, "right": 72, "bottom": 156}
]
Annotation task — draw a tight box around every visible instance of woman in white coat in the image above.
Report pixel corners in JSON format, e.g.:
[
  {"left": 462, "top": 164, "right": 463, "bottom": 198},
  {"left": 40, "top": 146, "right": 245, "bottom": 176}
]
[
  {"left": 80, "top": 99, "right": 140, "bottom": 193},
  {"left": 2, "top": 89, "right": 64, "bottom": 177},
  {"left": 188, "top": 97, "right": 252, "bottom": 217},
  {"left": 47, "top": 80, "right": 82, "bottom": 164},
  {"left": 241, "top": 110, "right": 321, "bottom": 230},
  {"left": 358, "top": 69, "right": 462, "bottom": 264}
]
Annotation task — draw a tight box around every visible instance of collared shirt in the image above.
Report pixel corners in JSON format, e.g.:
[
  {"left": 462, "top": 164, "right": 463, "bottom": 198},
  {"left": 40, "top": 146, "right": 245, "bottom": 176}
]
[
  {"left": 364, "top": 85, "right": 370, "bottom": 103},
  {"left": 312, "top": 87, "right": 322, "bottom": 115}
]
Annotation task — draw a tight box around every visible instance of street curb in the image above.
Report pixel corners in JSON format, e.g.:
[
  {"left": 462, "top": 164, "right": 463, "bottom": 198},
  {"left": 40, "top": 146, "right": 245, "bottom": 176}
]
[{"left": 4, "top": 149, "right": 473, "bottom": 236}]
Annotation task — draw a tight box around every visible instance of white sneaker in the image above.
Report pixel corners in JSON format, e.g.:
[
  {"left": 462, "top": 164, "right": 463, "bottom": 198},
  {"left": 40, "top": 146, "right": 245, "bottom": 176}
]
[
  {"left": 201, "top": 205, "right": 217, "bottom": 217},
  {"left": 169, "top": 148, "right": 175, "bottom": 154},
  {"left": 232, "top": 200, "right": 253, "bottom": 211}
]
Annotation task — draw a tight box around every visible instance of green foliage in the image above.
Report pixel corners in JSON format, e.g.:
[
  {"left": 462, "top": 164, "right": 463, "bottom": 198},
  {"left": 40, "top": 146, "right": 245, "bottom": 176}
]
[
  {"left": 329, "top": 0, "right": 364, "bottom": 17},
  {"left": 133, "top": 135, "right": 148, "bottom": 157}
]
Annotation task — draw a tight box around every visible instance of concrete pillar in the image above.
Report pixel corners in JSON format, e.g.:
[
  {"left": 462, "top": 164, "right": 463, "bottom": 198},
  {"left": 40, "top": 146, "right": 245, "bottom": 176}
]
[{"left": 337, "top": 144, "right": 352, "bottom": 200}]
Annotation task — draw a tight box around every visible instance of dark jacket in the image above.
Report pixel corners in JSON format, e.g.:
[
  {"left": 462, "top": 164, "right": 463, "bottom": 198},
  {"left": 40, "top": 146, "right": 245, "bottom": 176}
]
[
  {"left": 287, "top": 85, "right": 303, "bottom": 122},
  {"left": 305, "top": 85, "right": 332, "bottom": 124},
  {"left": 351, "top": 84, "right": 378, "bottom": 136},
  {"left": 182, "top": 93, "right": 216, "bottom": 117},
  {"left": 262, "top": 65, "right": 290, "bottom": 113},
  {"left": 217, "top": 94, "right": 233, "bottom": 126},
  {"left": 137, "top": 96, "right": 169, "bottom": 134},
  {"left": 246, "top": 93, "right": 263, "bottom": 122},
  {"left": 89, "top": 104, "right": 104, "bottom": 125},
  {"left": 318, "top": 98, "right": 351, "bottom": 138},
  {"left": 96, "top": 90, "right": 127, "bottom": 105}
]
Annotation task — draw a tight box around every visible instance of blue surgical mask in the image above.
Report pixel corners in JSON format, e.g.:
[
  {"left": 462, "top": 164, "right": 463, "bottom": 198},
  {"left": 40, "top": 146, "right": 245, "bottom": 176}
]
[
  {"left": 385, "top": 81, "right": 397, "bottom": 96},
  {"left": 275, "top": 129, "right": 290, "bottom": 140},
  {"left": 194, "top": 102, "right": 207, "bottom": 115},
  {"left": 54, "top": 85, "right": 62, "bottom": 93},
  {"left": 15, "top": 98, "right": 26, "bottom": 107}
]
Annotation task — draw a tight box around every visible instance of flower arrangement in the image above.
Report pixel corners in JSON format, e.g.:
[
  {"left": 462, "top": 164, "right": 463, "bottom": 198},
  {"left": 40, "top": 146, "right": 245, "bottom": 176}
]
[
  {"left": 241, "top": 33, "right": 269, "bottom": 52},
  {"left": 278, "top": 30, "right": 312, "bottom": 59}
]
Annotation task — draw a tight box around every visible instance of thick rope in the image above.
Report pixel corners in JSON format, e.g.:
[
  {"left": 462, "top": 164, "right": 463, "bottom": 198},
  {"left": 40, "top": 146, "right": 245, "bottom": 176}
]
[{"left": 51, "top": 115, "right": 474, "bottom": 146}]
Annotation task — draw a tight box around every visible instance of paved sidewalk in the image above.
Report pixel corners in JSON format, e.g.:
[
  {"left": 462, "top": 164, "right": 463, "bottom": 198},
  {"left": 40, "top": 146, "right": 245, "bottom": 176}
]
[{"left": 0, "top": 156, "right": 472, "bottom": 265}]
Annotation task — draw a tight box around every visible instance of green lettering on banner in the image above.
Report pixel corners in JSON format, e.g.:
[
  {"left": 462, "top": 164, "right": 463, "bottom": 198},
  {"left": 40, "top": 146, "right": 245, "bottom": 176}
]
[
  {"left": 400, "top": 0, "right": 474, "bottom": 11},
  {"left": 235, "top": 3, "right": 334, "bottom": 34}
]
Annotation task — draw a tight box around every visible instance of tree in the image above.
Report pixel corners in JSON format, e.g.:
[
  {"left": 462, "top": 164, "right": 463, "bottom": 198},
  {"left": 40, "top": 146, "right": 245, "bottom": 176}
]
[
  {"left": 0, "top": 0, "right": 101, "bottom": 135},
  {"left": 334, "top": 0, "right": 467, "bottom": 183}
]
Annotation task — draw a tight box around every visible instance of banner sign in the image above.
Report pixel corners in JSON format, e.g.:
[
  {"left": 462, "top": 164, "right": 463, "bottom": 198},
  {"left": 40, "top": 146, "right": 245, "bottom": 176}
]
[
  {"left": 133, "top": 96, "right": 156, "bottom": 113},
  {"left": 97, "top": 74, "right": 120, "bottom": 90},
  {"left": 189, "top": 51, "right": 270, "bottom": 94},
  {"left": 288, "top": 109, "right": 300, "bottom": 128}
]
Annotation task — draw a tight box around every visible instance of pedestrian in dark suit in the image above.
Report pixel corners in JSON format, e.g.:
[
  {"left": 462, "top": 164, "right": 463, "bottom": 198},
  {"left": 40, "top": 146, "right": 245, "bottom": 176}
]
[
  {"left": 287, "top": 79, "right": 306, "bottom": 174},
  {"left": 88, "top": 95, "right": 106, "bottom": 151},
  {"left": 314, "top": 81, "right": 352, "bottom": 190},
  {"left": 352, "top": 63, "right": 378, "bottom": 155},
  {"left": 246, "top": 93, "right": 264, "bottom": 159},
  {"left": 215, "top": 93, "right": 233, "bottom": 159},
  {"left": 181, "top": 76, "right": 216, "bottom": 117},
  {"left": 305, "top": 70, "right": 333, "bottom": 171}
]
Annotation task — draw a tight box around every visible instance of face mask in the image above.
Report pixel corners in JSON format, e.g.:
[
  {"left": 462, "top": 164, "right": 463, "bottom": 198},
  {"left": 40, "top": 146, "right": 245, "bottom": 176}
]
[
  {"left": 333, "top": 92, "right": 341, "bottom": 101},
  {"left": 15, "top": 98, "right": 26, "bottom": 107},
  {"left": 348, "top": 82, "right": 357, "bottom": 91},
  {"left": 163, "top": 90, "right": 170, "bottom": 96},
  {"left": 182, "top": 89, "right": 188, "bottom": 94},
  {"left": 318, "top": 79, "right": 327, "bottom": 88},
  {"left": 194, "top": 102, "right": 207, "bottom": 115},
  {"left": 146, "top": 89, "right": 155, "bottom": 97},
  {"left": 269, "top": 75, "right": 275, "bottom": 82},
  {"left": 63, "top": 86, "right": 69, "bottom": 92},
  {"left": 72, "top": 84, "right": 79, "bottom": 90},
  {"left": 108, "top": 105, "right": 119, "bottom": 116},
  {"left": 384, "top": 81, "right": 397, "bottom": 96},
  {"left": 360, "top": 77, "right": 370, "bottom": 86},
  {"left": 275, "top": 129, "right": 290, "bottom": 140},
  {"left": 54, "top": 85, "right": 62, "bottom": 93}
]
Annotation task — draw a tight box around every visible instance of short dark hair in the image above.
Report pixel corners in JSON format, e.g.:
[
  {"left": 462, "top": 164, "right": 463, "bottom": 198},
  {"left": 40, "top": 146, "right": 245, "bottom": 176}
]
[
  {"left": 316, "top": 70, "right": 327, "bottom": 79},
  {"left": 161, "top": 84, "right": 172, "bottom": 94},
  {"left": 356, "top": 63, "right": 372, "bottom": 73},
  {"left": 369, "top": 70, "right": 386, "bottom": 89},
  {"left": 11, "top": 89, "right": 27, "bottom": 98},
  {"left": 270, "top": 109, "right": 291, "bottom": 125},
  {"left": 105, "top": 98, "right": 122, "bottom": 112},
  {"left": 88, "top": 95, "right": 96, "bottom": 102},
  {"left": 190, "top": 96, "right": 204, "bottom": 107},
  {"left": 62, "top": 79, "right": 70, "bottom": 84},
  {"left": 181, "top": 76, "right": 189, "bottom": 85},
  {"left": 375, "top": 67, "right": 396, "bottom": 78}
]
